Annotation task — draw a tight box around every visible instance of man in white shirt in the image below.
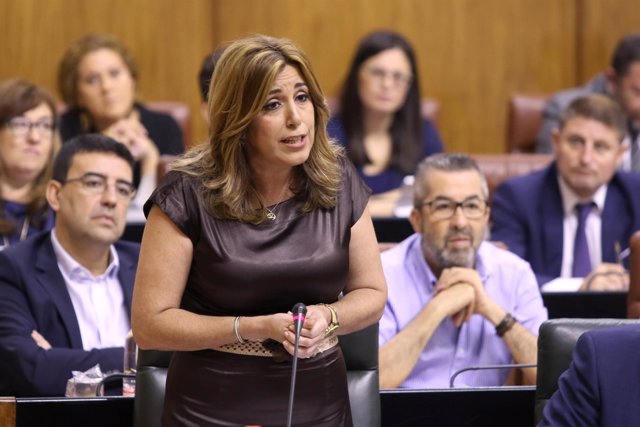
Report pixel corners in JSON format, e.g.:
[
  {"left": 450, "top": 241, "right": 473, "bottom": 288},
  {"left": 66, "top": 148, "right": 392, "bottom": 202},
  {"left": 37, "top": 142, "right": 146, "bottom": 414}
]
[
  {"left": 0, "top": 134, "right": 140, "bottom": 396},
  {"left": 492, "top": 94, "right": 640, "bottom": 291}
]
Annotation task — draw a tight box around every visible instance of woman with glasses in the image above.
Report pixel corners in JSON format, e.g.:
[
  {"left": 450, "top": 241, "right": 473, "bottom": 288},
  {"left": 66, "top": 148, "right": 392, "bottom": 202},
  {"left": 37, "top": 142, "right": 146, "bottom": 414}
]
[
  {"left": 57, "top": 33, "right": 184, "bottom": 223},
  {"left": 328, "top": 30, "right": 444, "bottom": 195},
  {"left": 0, "top": 79, "right": 60, "bottom": 250}
]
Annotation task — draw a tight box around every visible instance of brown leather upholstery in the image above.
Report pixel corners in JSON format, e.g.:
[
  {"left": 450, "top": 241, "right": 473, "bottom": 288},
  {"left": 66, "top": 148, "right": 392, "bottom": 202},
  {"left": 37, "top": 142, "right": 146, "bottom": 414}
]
[
  {"left": 470, "top": 153, "right": 554, "bottom": 198},
  {"left": 145, "top": 101, "right": 191, "bottom": 148},
  {"left": 326, "top": 97, "right": 441, "bottom": 130},
  {"left": 506, "top": 94, "right": 549, "bottom": 153},
  {"left": 626, "top": 231, "right": 640, "bottom": 318}
]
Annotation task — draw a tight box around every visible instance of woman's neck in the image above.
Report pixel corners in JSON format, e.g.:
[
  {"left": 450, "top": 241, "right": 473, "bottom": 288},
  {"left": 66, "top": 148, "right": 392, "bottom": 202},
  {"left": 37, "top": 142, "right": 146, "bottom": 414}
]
[
  {"left": 1, "top": 176, "right": 34, "bottom": 203},
  {"left": 363, "top": 109, "right": 394, "bottom": 136},
  {"left": 252, "top": 169, "right": 295, "bottom": 206},
  {"left": 91, "top": 107, "right": 138, "bottom": 132}
]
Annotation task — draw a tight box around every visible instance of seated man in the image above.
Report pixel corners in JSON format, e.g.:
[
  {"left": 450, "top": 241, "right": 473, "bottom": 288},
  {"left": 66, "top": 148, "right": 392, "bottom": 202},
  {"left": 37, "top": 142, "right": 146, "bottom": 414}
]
[
  {"left": 492, "top": 94, "right": 640, "bottom": 291},
  {"left": 0, "top": 134, "right": 139, "bottom": 396},
  {"left": 536, "top": 33, "right": 640, "bottom": 172},
  {"left": 379, "top": 153, "right": 547, "bottom": 389},
  {"left": 538, "top": 325, "right": 640, "bottom": 427}
]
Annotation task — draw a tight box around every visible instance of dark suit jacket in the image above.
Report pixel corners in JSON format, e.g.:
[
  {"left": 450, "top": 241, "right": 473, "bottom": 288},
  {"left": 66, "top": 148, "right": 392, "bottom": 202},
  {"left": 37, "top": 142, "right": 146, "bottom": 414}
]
[
  {"left": 0, "top": 232, "right": 139, "bottom": 396},
  {"left": 538, "top": 325, "right": 640, "bottom": 427},
  {"left": 490, "top": 162, "right": 640, "bottom": 285}
]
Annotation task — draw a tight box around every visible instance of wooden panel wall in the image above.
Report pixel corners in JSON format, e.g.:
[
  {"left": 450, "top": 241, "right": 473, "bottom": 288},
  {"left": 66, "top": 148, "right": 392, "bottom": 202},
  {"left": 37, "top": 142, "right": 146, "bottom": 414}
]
[
  {"left": 0, "top": 0, "right": 213, "bottom": 146},
  {"left": 211, "top": 0, "right": 576, "bottom": 153},
  {"left": 577, "top": 0, "right": 640, "bottom": 82},
  {"left": 0, "top": 0, "right": 637, "bottom": 152}
]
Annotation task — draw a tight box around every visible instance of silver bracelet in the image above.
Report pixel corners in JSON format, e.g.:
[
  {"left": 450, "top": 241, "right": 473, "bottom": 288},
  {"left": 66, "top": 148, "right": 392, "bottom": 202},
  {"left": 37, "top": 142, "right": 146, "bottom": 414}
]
[{"left": 234, "top": 316, "right": 246, "bottom": 343}]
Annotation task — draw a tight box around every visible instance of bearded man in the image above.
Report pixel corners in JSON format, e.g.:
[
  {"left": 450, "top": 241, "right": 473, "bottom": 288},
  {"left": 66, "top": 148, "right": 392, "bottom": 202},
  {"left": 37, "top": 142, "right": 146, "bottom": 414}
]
[{"left": 378, "top": 153, "right": 547, "bottom": 389}]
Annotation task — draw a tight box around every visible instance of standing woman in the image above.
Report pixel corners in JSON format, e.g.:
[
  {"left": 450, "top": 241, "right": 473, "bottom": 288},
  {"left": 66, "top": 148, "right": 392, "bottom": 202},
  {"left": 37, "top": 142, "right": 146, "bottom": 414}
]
[
  {"left": 0, "top": 79, "right": 59, "bottom": 250},
  {"left": 132, "top": 35, "right": 387, "bottom": 426},
  {"left": 57, "top": 33, "right": 184, "bottom": 222},
  {"left": 329, "top": 30, "right": 444, "bottom": 194}
]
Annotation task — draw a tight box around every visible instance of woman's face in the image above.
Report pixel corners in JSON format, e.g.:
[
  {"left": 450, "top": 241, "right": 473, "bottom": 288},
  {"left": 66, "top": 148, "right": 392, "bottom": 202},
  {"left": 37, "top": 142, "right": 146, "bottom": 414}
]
[
  {"left": 76, "top": 48, "right": 136, "bottom": 126},
  {"left": 357, "top": 47, "right": 413, "bottom": 115},
  {"left": 246, "top": 65, "right": 315, "bottom": 174},
  {"left": 0, "top": 102, "right": 55, "bottom": 181}
]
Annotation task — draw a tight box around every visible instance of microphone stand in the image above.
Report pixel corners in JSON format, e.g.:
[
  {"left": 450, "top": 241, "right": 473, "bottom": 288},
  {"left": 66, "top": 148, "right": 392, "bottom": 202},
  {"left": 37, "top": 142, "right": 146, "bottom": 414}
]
[
  {"left": 287, "top": 303, "right": 307, "bottom": 427},
  {"left": 449, "top": 363, "right": 537, "bottom": 388}
]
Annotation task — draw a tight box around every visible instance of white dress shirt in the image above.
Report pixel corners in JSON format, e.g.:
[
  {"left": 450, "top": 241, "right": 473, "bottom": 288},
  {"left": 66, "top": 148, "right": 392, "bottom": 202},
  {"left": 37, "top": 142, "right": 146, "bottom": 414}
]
[
  {"left": 51, "top": 228, "right": 130, "bottom": 350},
  {"left": 541, "top": 178, "right": 607, "bottom": 292}
]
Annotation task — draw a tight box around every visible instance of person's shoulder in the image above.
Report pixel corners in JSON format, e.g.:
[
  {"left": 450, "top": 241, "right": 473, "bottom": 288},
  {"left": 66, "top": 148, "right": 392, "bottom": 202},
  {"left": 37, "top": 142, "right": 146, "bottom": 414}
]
[
  {"left": 493, "top": 164, "right": 552, "bottom": 206},
  {"left": 0, "top": 232, "right": 51, "bottom": 271},
  {"left": 586, "top": 324, "right": 640, "bottom": 344},
  {"left": 1, "top": 232, "right": 50, "bottom": 258},
  {"left": 58, "top": 108, "right": 83, "bottom": 141},
  {"left": 613, "top": 170, "right": 640, "bottom": 187},
  {"left": 159, "top": 169, "right": 201, "bottom": 192},
  {"left": 546, "top": 73, "right": 609, "bottom": 111},
  {"left": 137, "top": 103, "right": 178, "bottom": 124},
  {"left": 380, "top": 234, "right": 419, "bottom": 267},
  {"left": 136, "top": 103, "right": 183, "bottom": 147},
  {"left": 479, "top": 241, "right": 530, "bottom": 266}
]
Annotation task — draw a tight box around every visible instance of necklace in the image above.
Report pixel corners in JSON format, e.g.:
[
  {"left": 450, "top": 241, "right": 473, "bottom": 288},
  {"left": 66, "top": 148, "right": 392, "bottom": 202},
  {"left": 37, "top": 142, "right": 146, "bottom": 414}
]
[
  {"left": 1, "top": 217, "right": 29, "bottom": 249},
  {"left": 263, "top": 181, "right": 290, "bottom": 221}
]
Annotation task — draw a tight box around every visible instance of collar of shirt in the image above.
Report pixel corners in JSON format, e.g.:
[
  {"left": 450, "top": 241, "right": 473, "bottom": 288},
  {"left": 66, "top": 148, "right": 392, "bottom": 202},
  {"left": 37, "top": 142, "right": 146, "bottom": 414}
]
[
  {"left": 50, "top": 227, "right": 120, "bottom": 282},
  {"left": 557, "top": 175, "right": 607, "bottom": 217}
]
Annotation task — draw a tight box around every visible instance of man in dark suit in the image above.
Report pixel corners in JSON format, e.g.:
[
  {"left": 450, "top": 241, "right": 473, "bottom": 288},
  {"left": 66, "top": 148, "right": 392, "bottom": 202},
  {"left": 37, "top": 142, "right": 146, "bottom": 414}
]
[
  {"left": 535, "top": 33, "right": 640, "bottom": 173},
  {"left": 0, "top": 134, "right": 139, "bottom": 396},
  {"left": 538, "top": 325, "right": 640, "bottom": 427},
  {"left": 491, "top": 94, "right": 640, "bottom": 290}
]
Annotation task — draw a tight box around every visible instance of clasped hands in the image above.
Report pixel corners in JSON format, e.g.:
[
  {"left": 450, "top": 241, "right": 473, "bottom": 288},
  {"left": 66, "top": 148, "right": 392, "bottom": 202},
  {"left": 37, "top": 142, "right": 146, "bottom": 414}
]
[
  {"left": 432, "top": 267, "right": 493, "bottom": 327},
  {"left": 103, "top": 118, "right": 160, "bottom": 167},
  {"left": 270, "top": 305, "right": 332, "bottom": 359}
]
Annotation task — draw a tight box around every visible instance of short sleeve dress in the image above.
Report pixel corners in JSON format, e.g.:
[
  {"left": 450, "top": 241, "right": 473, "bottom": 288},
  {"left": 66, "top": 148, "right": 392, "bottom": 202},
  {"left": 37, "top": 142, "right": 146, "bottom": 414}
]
[{"left": 145, "top": 156, "right": 370, "bottom": 427}]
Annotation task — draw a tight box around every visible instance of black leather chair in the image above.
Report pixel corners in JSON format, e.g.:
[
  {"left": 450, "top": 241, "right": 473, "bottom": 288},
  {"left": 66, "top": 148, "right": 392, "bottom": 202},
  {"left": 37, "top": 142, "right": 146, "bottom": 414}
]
[
  {"left": 535, "top": 318, "right": 640, "bottom": 424},
  {"left": 133, "top": 349, "right": 172, "bottom": 427},
  {"left": 133, "top": 323, "right": 380, "bottom": 427}
]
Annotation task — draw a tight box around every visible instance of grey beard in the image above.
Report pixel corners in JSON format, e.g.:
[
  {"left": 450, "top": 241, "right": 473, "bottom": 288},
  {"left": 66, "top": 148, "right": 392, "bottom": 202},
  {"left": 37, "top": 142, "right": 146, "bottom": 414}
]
[
  {"left": 437, "top": 246, "right": 476, "bottom": 268},
  {"left": 422, "top": 228, "right": 483, "bottom": 269}
]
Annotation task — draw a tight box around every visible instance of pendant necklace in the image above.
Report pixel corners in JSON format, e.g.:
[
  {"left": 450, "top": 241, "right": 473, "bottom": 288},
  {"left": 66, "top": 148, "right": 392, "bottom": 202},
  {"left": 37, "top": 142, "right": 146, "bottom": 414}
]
[
  {"left": 264, "top": 181, "right": 290, "bottom": 221},
  {"left": 1, "top": 216, "right": 29, "bottom": 249}
]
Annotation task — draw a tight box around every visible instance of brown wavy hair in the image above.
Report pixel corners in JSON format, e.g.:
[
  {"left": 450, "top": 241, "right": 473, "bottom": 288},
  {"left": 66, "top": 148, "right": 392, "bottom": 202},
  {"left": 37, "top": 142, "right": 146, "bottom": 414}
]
[
  {"left": 0, "top": 79, "right": 60, "bottom": 236},
  {"left": 171, "top": 34, "right": 343, "bottom": 224}
]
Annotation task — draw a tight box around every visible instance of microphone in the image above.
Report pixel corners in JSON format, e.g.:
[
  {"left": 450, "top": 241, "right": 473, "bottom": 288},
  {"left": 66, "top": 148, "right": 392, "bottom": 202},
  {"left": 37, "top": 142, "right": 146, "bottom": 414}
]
[
  {"left": 449, "top": 363, "right": 537, "bottom": 388},
  {"left": 286, "top": 302, "right": 307, "bottom": 427}
]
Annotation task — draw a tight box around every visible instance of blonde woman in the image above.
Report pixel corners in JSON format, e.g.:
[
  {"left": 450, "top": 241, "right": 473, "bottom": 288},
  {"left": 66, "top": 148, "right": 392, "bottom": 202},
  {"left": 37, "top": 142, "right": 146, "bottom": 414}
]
[{"left": 132, "top": 35, "right": 387, "bottom": 426}]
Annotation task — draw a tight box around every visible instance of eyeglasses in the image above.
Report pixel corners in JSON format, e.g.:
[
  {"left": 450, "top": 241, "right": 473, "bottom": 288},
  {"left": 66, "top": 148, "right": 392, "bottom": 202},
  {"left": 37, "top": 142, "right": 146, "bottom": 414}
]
[
  {"left": 4, "top": 117, "right": 56, "bottom": 137},
  {"left": 364, "top": 66, "right": 412, "bottom": 87},
  {"left": 61, "top": 172, "right": 136, "bottom": 199},
  {"left": 419, "top": 197, "right": 488, "bottom": 220}
]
